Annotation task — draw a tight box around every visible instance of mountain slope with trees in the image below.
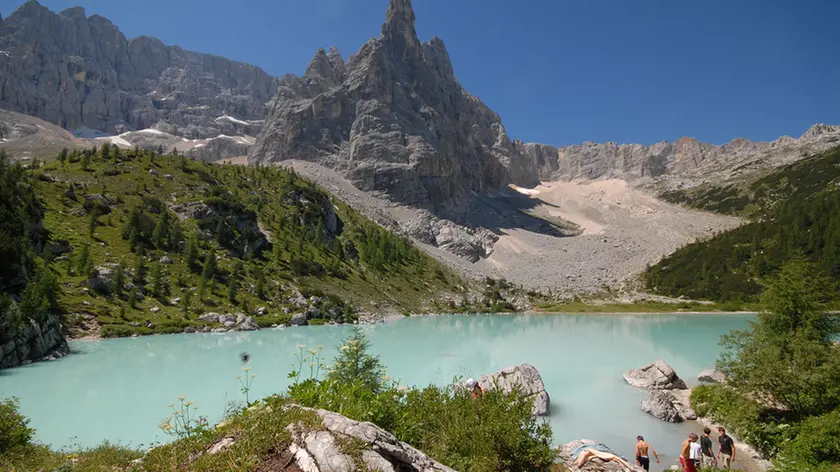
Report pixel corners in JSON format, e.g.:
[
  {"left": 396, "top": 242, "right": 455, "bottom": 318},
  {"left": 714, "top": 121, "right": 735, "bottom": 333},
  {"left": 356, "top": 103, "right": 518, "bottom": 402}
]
[
  {"left": 8, "top": 145, "right": 488, "bottom": 341},
  {"left": 645, "top": 146, "right": 840, "bottom": 302}
]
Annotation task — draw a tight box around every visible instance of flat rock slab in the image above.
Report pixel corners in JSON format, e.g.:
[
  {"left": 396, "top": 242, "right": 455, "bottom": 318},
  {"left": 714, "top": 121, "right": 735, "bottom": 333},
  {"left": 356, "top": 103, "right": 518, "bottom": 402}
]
[
  {"left": 556, "top": 439, "right": 645, "bottom": 472},
  {"left": 623, "top": 360, "right": 687, "bottom": 390}
]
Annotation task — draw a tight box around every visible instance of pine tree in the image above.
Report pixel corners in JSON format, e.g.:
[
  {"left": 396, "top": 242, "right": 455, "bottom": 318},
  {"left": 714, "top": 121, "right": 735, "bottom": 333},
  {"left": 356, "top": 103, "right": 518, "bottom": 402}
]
[
  {"left": 76, "top": 245, "right": 92, "bottom": 276},
  {"left": 133, "top": 256, "right": 146, "bottom": 285},
  {"left": 58, "top": 148, "right": 68, "bottom": 165},
  {"left": 100, "top": 142, "right": 111, "bottom": 158},
  {"left": 128, "top": 286, "right": 138, "bottom": 309},
  {"left": 151, "top": 263, "right": 164, "bottom": 299},
  {"left": 183, "top": 290, "right": 191, "bottom": 318},
  {"left": 185, "top": 235, "right": 199, "bottom": 270},
  {"left": 153, "top": 212, "right": 170, "bottom": 248},
  {"left": 80, "top": 153, "right": 90, "bottom": 171},
  {"left": 88, "top": 207, "right": 99, "bottom": 238},
  {"left": 201, "top": 248, "right": 216, "bottom": 283},
  {"left": 113, "top": 264, "right": 125, "bottom": 298},
  {"left": 254, "top": 266, "right": 265, "bottom": 300},
  {"left": 129, "top": 227, "right": 139, "bottom": 251},
  {"left": 227, "top": 275, "right": 237, "bottom": 303}
]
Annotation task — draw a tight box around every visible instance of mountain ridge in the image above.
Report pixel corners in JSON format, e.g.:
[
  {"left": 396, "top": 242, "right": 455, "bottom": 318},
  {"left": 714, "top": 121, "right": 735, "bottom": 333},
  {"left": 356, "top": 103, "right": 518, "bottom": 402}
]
[{"left": 0, "top": 0, "right": 278, "bottom": 139}]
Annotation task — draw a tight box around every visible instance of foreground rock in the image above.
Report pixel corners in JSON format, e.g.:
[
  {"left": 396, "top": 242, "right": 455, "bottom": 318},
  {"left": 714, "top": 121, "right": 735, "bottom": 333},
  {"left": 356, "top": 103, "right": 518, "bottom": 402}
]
[
  {"left": 641, "top": 391, "right": 683, "bottom": 423},
  {"left": 202, "top": 405, "right": 455, "bottom": 472},
  {"left": 697, "top": 368, "right": 726, "bottom": 384},
  {"left": 623, "top": 360, "right": 687, "bottom": 390},
  {"left": 556, "top": 439, "right": 644, "bottom": 472},
  {"left": 476, "top": 364, "right": 551, "bottom": 416}
]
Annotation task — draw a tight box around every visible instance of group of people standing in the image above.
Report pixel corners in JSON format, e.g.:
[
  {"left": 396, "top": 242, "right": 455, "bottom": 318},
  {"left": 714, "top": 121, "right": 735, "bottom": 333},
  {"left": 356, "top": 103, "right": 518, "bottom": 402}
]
[{"left": 635, "top": 426, "right": 736, "bottom": 471}]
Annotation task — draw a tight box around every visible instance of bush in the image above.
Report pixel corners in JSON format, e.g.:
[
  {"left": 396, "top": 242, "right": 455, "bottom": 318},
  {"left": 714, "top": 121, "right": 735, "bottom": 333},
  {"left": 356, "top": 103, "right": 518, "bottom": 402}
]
[
  {"left": 0, "top": 397, "right": 34, "bottom": 453},
  {"left": 286, "top": 331, "right": 554, "bottom": 471},
  {"left": 776, "top": 409, "right": 840, "bottom": 470}
]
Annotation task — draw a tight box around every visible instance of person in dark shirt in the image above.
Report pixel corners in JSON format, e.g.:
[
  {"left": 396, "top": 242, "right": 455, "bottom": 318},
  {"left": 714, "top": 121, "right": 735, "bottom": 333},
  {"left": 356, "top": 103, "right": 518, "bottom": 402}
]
[
  {"left": 717, "top": 426, "right": 736, "bottom": 469},
  {"left": 700, "top": 427, "right": 717, "bottom": 469}
]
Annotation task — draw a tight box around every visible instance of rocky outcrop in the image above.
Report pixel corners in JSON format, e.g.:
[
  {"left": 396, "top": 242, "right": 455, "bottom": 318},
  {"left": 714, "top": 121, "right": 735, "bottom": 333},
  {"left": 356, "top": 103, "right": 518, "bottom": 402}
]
[
  {"left": 623, "top": 360, "right": 687, "bottom": 390},
  {"left": 250, "top": 0, "right": 539, "bottom": 208},
  {"left": 475, "top": 364, "right": 550, "bottom": 416},
  {"left": 0, "top": 306, "right": 69, "bottom": 369},
  {"left": 197, "top": 312, "right": 260, "bottom": 331},
  {"left": 697, "top": 368, "right": 726, "bottom": 384},
  {"left": 183, "top": 135, "right": 254, "bottom": 162},
  {"left": 557, "top": 439, "right": 645, "bottom": 472},
  {"left": 641, "top": 391, "right": 683, "bottom": 423},
  {"left": 0, "top": 1, "right": 278, "bottom": 139},
  {"left": 284, "top": 406, "right": 456, "bottom": 472},
  {"left": 516, "top": 124, "right": 840, "bottom": 185}
]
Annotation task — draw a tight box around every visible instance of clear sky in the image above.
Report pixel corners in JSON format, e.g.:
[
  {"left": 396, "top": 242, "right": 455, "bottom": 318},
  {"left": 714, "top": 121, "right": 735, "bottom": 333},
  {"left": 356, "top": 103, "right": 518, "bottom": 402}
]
[{"left": 2, "top": 0, "right": 838, "bottom": 146}]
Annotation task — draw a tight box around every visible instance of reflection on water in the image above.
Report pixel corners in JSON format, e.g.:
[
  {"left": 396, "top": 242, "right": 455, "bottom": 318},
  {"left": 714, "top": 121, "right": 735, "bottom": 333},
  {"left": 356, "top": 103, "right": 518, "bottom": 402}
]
[{"left": 0, "top": 314, "right": 752, "bottom": 461}]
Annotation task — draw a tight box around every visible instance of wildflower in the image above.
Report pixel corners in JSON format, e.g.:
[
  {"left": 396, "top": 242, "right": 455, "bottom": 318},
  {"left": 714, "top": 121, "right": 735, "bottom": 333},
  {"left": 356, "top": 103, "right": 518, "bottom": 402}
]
[
  {"left": 177, "top": 395, "right": 187, "bottom": 401},
  {"left": 193, "top": 406, "right": 199, "bottom": 410},
  {"left": 185, "top": 401, "right": 194, "bottom": 407},
  {"left": 236, "top": 375, "right": 242, "bottom": 379},
  {"left": 339, "top": 345, "right": 349, "bottom": 351},
  {"left": 307, "top": 349, "right": 317, "bottom": 355},
  {"left": 297, "top": 344, "right": 305, "bottom": 349},
  {"left": 309, "top": 362, "right": 315, "bottom": 367},
  {"left": 316, "top": 345, "right": 325, "bottom": 350},
  {"left": 243, "top": 367, "right": 251, "bottom": 372},
  {"left": 251, "top": 374, "right": 257, "bottom": 378},
  {"left": 168, "top": 403, "right": 175, "bottom": 408}
]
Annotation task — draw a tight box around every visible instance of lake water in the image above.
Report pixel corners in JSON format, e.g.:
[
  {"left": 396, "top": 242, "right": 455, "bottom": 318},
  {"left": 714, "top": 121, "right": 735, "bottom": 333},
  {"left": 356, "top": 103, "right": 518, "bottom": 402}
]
[{"left": 0, "top": 314, "right": 752, "bottom": 462}]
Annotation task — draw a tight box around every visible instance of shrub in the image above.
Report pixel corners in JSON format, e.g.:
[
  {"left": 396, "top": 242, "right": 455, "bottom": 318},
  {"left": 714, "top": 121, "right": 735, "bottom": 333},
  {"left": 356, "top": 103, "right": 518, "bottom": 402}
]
[
  {"left": 776, "top": 409, "right": 840, "bottom": 470},
  {"left": 0, "top": 397, "right": 34, "bottom": 453}
]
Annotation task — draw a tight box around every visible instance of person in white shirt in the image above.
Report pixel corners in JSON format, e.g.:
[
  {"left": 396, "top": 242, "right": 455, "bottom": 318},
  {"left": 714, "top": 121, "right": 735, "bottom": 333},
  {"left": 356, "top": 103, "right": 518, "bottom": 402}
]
[{"left": 689, "top": 435, "right": 703, "bottom": 469}]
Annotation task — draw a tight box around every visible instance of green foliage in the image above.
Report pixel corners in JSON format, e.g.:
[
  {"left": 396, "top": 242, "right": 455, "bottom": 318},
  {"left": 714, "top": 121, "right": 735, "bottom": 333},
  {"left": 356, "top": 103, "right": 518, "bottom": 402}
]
[
  {"left": 0, "top": 397, "right": 34, "bottom": 454},
  {"left": 151, "top": 263, "right": 164, "bottom": 299},
  {"left": 0, "top": 151, "right": 45, "bottom": 290},
  {"left": 287, "top": 331, "right": 554, "bottom": 471},
  {"left": 132, "top": 256, "right": 146, "bottom": 285},
  {"left": 718, "top": 260, "right": 840, "bottom": 417},
  {"left": 76, "top": 244, "right": 93, "bottom": 277},
  {"left": 776, "top": 409, "right": 840, "bottom": 470},
  {"left": 646, "top": 146, "right": 840, "bottom": 302},
  {"left": 158, "top": 396, "right": 209, "bottom": 439},
  {"left": 697, "top": 261, "right": 840, "bottom": 470},
  {"left": 328, "top": 327, "right": 386, "bottom": 392}
]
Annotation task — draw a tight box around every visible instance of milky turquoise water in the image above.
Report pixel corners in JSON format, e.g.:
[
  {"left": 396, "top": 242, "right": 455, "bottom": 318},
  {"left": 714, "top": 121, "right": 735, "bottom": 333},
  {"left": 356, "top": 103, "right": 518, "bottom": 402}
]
[{"left": 0, "top": 314, "right": 751, "bottom": 462}]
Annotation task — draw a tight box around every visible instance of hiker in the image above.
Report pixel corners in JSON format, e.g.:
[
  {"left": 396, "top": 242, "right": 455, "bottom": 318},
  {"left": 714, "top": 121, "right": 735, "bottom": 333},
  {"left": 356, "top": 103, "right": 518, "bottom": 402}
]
[
  {"left": 465, "top": 378, "right": 484, "bottom": 399},
  {"left": 680, "top": 433, "right": 698, "bottom": 472},
  {"left": 717, "top": 426, "right": 736, "bottom": 469},
  {"left": 634, "top": 435, "right": 660, "bottom": 471},
  {"left": 700, "top": 427, "right": 718, "bottom": 469}
]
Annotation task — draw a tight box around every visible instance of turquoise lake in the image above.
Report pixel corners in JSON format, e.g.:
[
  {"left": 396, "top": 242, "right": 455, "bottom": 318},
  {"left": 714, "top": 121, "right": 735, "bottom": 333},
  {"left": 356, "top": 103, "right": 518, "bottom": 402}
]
[{"left": 0, "top": 314, "right": 752, "bottom": 462}]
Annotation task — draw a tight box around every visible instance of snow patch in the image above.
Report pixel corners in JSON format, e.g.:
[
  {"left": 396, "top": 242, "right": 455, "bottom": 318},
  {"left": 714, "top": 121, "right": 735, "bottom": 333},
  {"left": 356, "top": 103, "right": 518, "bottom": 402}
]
[
  {"left": 216, "top": 115, "right": 250, "bottom": 126},
  {"left": 510, "top": 185, "right": 541, "bottom": 196},
  {"left": 137, "top": 128, "right": 167, "bottom": 136},
  {"left": 192, "top": 143, "right": 206, "bottom": 149}
]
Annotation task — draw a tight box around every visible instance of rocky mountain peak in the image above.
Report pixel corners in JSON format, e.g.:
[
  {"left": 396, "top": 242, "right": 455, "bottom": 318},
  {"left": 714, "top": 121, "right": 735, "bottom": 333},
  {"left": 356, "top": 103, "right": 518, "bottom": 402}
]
[
  {"left": 383, "top": 0, "right": 417, "bottom": 38},
  {"left": 801, "top": 123, "right": 840, "bottom": 139},
  {"left": 59, "top": 6, "right": 86, "bottom": 18}
]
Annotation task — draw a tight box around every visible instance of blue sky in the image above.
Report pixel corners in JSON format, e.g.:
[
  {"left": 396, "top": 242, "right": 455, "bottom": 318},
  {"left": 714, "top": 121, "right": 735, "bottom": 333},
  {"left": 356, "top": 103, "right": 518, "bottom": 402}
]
[{"left": 2, "top": 0, "right": 839, "bottom": 146}]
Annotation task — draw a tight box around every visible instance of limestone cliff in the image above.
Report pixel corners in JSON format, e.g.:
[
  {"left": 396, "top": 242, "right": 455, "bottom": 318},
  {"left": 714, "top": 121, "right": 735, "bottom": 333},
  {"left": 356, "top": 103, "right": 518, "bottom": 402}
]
[
  {"left": 250, "top": 0, "right": 538, "bottom": 208},
  {"left": 0, "top": 305, "right": 68, "bottom": 369},
  {"left": 0, "top": 1, "right": 278, "bottom": 139}
]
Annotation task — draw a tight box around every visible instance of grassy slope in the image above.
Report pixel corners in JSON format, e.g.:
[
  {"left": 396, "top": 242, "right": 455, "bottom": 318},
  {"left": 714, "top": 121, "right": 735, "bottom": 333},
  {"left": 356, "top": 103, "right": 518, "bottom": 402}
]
[
  {"left": 646, "top": 146, "right": 840, "bottom": 301},
  {"left": 34, "top": 148, "right": 469, "bottom": 337}
]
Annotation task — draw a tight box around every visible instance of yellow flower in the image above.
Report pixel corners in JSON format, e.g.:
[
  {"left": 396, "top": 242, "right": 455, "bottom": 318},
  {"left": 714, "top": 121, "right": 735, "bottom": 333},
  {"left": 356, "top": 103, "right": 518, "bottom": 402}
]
[
  {"left": 243, "top": 367, "right": 251, "bottom": 372},
  {"left": 236, "top": 375, "right": 242, "bottom": 380},
  {"left": 316, "top": 345, "right": 325, "bottom": 350},
  {"left": 297, "top": 344, "right": 305, "bottom": 349},
  {"left": 177, "top": 395, "right": 187, "bottom": 401},
  {"left": 307, "top": 349, "right": 317, "bottom": 355},
  {"left": 339, "top": 345, "right": 349, "bottom": 351},
  {"left": 193, "top": 406, "right": 199, "bottom": 410},
  {"left": 168, "top": 403, "right": 175, "bottom": 408},
  {"left": 309, "top": 362, "right": 315, "bottom": 367},
  {"left": 251, "top": 374, "right": 257, "bottom": 378},
  {"left": 185, "top": 401, "right": 194, "bottom": 407}
]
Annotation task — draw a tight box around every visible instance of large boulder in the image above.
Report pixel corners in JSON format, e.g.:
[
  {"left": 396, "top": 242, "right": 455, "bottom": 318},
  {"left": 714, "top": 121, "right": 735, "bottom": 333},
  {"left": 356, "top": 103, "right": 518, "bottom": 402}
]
[
  {"left": 86, "top": 266, "right": 116, "bottom": 293},
  {"left": 556, "top": 439, "right": 645, "bottom": 472},
  {"left": 623, "top": 360, "right": 687, "bottom": 390},
  {"left": 641, "top": 391, "right": 683, "bottom": 423},
  {"left": 641, "top": 390, "right": 696, "bottom": 423},
  {"left": 476, "top": 364, "right": 550, "bottom": 416},
  {"left": 697, "top": 368, "right": 726, "bottom": 384},
  {"left": 290, "top": 313, "right": 308, "bottom": 326},
  {"left": 237, "top": 316, "right": 260, "bottom": 331},
  {"left": 285, "top": 407, "right": 456, "bottom": 472}
]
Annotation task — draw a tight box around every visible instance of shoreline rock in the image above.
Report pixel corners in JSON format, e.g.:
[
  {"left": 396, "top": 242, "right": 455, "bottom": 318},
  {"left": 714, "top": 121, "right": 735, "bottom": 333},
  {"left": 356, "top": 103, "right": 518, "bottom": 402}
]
[
  {"left": 697, "top": 368, "right": 726, "bottom": 384},
  {"left": 623, "top": 360, "right": 687, "bottom": 390},
  {"left": 556, "top": 439, "right": 645, "bottom": 472},
  {"left": 474, "top": 364, "right": 551, "bottom": 416}
]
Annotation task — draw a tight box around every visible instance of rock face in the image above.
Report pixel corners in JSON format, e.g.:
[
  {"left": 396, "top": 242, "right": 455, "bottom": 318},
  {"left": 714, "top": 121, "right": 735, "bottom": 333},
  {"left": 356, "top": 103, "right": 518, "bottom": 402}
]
[
  {"left": 250, "top": 0, "right": 538, "bottom": 208},
  {"left": 516, "top": 124, "right": 840, "bottom": 184},
  {"left": 183, "top": 135, "right": 254, "bottom": 162},
  {"left": 476, "top": 364, "right": 551, "bottom": 416},
  {"left": 0, "top": 308, "right": 69, "bottom": 369},
  {"left": 283, "top": 406, "right": 456, "bottom": 472},
  {"left": 0, "top": 1, "right": 278, "bottom": 139},
  {"left": 623, "top": 360, "right": 688, "bottom": 390},
  {"left": 697, "top": 368, "right": 726, "bottom": 384},
  {"left": 557, "top": 439, "right": 645, "bottom": 472},
  {"left": 641, "top": 391, "right": 683, "bottom": 423}
]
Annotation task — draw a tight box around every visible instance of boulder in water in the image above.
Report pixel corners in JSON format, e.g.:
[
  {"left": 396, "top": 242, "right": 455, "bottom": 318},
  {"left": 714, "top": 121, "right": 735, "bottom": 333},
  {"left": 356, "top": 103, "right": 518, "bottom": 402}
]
[
  {"left": 474, "top": 364, "right": 550, "bottom": 416},
  {"left": 623, "top": 360, "right": 687, "bottom": 390},
  {"left": 641, "top": 391, "right": 683, "bottom": 423}
]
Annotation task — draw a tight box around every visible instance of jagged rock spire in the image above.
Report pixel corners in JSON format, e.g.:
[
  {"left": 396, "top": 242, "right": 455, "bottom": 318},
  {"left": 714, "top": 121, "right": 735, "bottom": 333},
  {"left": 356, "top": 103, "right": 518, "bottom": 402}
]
[{"left": 382, "top": 0, "right": 420, "bottom": 58}]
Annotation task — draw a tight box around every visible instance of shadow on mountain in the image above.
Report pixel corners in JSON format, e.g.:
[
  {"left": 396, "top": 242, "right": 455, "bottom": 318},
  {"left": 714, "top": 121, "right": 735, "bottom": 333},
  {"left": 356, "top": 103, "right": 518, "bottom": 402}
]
[{"left": 442, "top": 187, "right": 581, "bottom": 239}]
